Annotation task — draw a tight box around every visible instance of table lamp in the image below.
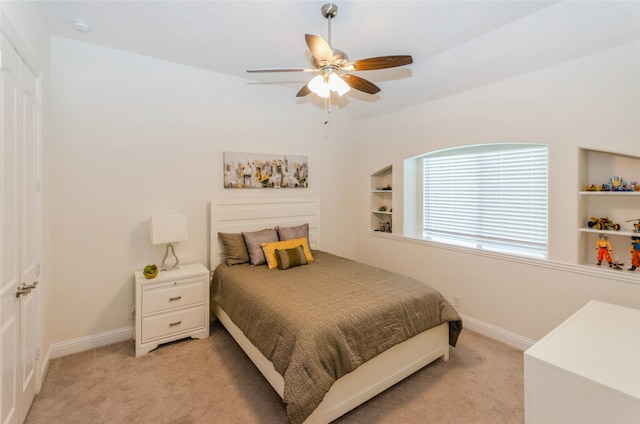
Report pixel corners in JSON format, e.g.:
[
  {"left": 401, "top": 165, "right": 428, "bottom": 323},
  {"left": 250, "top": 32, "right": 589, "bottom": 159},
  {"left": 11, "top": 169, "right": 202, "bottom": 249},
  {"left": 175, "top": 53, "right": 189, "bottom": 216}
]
[{"left": 150, "top": 214, "right": 188, "bottom": 271}]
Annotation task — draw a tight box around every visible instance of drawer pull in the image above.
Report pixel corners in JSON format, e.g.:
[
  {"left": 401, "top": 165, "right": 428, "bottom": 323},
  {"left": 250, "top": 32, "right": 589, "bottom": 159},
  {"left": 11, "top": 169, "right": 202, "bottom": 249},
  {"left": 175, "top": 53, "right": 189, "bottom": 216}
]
[
  {"left": 169, "top": 321, "right": 182, "bottom": 327},
  {"left": 169, "top": 296, "right": 182, "bottom": 301}
]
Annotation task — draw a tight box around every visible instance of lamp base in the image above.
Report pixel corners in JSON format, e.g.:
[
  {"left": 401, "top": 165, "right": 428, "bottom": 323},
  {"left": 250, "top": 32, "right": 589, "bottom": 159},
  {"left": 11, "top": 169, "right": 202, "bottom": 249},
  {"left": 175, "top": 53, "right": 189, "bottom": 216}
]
[
  {"left": 160, "top": 242, "right": 180, "bottom": 271},
  {"left": 160, "top": 267, "right": 180, "bottom": 272}
]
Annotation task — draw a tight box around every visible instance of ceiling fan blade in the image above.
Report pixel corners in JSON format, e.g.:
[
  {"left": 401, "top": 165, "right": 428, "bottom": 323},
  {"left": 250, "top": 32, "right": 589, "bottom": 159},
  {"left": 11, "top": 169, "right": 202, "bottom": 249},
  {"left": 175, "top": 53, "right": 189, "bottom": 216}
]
[
  {"left": 247, "top": 68, "right": 314, "bottom": 73},
  {"left": 296, "top": 84, "right": 311, "bottom": 97},
  {"left": 346, "top": 55, "right": 413, "bottom": 71},
  {"left": 305, "top": 34, "right": 334, "bottom": 63},
  {"left": 342, "top": 74, "right": 381, "bottom": 94}
]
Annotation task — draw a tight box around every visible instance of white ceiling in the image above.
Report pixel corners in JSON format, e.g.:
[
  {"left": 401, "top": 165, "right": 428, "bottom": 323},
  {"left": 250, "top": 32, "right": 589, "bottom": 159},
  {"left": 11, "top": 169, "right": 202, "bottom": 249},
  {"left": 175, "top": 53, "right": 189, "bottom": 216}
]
[{"left": 27, "top": 1, "right": 640, "bottom": 121}]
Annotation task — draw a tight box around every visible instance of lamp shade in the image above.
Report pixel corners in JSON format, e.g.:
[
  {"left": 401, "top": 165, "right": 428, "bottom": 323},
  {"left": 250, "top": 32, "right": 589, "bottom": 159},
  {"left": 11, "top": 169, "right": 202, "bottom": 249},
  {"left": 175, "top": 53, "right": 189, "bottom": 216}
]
[
  {"left": 150, "top": 214, "right": 188, "bottom": 245},
  {"left": 308, "top": 73, "right": 351, "bottom": 98},
  {"left": 329, "top": 73, "right": 351, "bottom": 96},
  {"left": 308, "top": 75, "right": 330, "bottom": 98}
]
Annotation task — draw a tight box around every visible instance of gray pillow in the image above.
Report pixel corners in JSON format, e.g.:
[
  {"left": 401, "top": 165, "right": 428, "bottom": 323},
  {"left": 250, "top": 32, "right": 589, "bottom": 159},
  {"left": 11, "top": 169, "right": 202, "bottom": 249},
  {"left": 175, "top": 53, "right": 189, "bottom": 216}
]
[
  {"left": 275, "top": 245, "right": 308, "bottom": 270},
  {"left": 218, "top": 232, "right": 249, "bottom": 266},
  {"left": 242, "top": 228, "right": 278, "bottom": 266},
  {"left": 277, "top": 223, "right": 309, "bottom": 242}
]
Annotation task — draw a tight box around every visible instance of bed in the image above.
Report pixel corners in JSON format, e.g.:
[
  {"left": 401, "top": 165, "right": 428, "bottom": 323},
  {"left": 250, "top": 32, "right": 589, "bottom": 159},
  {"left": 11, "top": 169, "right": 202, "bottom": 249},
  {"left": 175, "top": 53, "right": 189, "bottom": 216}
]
[{"left": 210, "top": 197, "right": 462, "bottom": 424}]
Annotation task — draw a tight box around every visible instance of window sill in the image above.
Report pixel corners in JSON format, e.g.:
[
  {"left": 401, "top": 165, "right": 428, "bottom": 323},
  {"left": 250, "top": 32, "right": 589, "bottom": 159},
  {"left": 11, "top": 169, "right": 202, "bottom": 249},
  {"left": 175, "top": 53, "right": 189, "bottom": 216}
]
[{"left": 368, "top": 230, "right": 639, "bottom": 285}]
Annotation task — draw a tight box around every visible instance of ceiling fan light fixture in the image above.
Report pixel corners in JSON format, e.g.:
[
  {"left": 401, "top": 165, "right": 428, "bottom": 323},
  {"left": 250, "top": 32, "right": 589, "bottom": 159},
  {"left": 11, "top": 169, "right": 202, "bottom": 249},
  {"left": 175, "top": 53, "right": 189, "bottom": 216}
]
[
  {"left": 329, "top": 72, "right": 350, "bottom": 96},
  {"left": 308, "top": 74, "right": 331, "bottom": 98},
  {"left": 246, "top": 2, "right": 413, "bottom": 123}
]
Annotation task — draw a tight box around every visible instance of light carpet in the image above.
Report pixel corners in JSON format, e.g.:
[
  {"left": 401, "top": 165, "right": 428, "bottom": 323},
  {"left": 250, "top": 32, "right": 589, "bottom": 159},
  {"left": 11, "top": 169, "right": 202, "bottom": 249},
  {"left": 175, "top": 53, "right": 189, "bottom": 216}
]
[{"left": 25, "top": 321, "right": 524, "bottom": 423}]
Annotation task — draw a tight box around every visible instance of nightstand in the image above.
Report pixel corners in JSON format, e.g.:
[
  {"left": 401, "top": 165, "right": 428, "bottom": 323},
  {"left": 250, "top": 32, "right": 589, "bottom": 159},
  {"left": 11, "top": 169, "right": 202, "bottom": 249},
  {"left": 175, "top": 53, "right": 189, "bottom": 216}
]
[{"left": 135, "top": 263, "right": 210, "bottom": 356}]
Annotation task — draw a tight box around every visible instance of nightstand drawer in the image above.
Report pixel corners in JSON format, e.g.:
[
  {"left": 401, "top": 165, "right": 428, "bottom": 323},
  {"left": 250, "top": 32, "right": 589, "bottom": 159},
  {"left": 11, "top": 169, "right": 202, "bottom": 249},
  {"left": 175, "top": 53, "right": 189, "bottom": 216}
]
[
  {"left": 142, "top": 281, "right": 205, "bottom": 315},
  {"left": 141, "top": 305, "right": 205, "bottom": 342}
]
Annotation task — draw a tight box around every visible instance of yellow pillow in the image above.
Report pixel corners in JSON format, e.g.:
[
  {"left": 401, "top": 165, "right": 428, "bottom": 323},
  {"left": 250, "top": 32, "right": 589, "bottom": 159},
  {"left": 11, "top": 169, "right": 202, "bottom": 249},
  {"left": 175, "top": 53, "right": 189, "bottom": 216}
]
[{"left": 261, "top": 238, "right": 313, "bottom": 269}]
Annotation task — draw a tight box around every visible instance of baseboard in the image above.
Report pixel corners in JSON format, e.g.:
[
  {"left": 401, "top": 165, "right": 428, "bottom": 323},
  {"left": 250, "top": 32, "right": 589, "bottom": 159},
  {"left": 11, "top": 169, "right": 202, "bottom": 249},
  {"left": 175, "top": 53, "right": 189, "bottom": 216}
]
[
  {"left": 38, "top": 348, "right": 52, "bottom": 392},
  {"left": 459, "top": 313, "right": 536, "bottom": 351},
  {"left": 38, "top": 326, "right": 134, "bottom": 388},
  {"left": 36, "top": 316, "right": 531, "bottom": 382},
  {"left": 48, "top": 325, "right": 134, "bottom": 360}
]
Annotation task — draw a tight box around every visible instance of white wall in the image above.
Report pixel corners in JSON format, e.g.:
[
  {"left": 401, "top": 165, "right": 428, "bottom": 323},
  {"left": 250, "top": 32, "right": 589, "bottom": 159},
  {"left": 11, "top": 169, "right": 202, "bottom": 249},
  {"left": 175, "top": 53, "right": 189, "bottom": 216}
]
[
  {"left": 4, "top": 1, "right": 639, "bottom": 358},
  {"left": 354, "top": 41, "right": 640, "bottom": 346},
  {"left": 46, "top": 37, "right": 357, "bottom": 345}
]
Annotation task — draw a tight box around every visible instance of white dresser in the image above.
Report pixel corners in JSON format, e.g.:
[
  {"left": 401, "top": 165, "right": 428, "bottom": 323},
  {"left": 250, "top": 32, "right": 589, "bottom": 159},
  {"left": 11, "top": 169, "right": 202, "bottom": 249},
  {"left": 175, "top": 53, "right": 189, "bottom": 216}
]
[
  {"left": 524, "top": 300, "right": 640, "bottom": 424},
  {"left": 135, "top": 263, "right": 210, "bottom": 356}
]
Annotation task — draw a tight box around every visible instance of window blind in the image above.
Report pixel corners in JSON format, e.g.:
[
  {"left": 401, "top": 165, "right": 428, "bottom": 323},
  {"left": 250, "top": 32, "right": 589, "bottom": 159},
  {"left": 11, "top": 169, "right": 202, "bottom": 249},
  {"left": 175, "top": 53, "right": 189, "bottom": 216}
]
[{"left": 422, "top": 144, "right": 548, "bottom": 258}]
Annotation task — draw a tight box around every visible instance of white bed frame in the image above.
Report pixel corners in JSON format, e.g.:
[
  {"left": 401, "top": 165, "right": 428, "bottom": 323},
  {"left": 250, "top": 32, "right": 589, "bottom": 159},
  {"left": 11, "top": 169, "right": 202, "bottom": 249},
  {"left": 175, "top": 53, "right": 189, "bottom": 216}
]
[{"left": 210, "top": 197, "right": 450, "bottom": 424}]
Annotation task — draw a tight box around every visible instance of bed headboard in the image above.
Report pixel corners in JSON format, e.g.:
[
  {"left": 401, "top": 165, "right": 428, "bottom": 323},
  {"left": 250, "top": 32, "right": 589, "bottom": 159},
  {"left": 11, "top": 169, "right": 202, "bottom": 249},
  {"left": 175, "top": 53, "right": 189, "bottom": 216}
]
[{"left": 210, "top": 197, "right": 320, "bottom": 268}]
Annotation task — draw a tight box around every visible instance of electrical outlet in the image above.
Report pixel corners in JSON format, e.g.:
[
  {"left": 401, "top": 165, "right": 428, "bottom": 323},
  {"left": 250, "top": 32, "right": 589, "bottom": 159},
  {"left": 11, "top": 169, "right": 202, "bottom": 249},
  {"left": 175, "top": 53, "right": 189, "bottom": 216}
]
[{"left": 453, "top": 295, "right": 461, "bottom": 309}]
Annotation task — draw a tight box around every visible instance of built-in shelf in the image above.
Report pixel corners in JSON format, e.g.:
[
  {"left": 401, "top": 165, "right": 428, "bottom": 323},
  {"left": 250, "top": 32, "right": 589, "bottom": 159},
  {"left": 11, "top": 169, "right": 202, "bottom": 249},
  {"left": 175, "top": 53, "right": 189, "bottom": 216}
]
[
  {"left": 370, "top": 166, "right": 393, "bottom": 232},
  {"left": 579, "top": 191, "right": 640, "bottom": 198},
  {"left": 579, "top": 228, "right": 638, "bottom": 237},
  {"left": 578, "top": 149, "right": 640, "bottom": 268}
]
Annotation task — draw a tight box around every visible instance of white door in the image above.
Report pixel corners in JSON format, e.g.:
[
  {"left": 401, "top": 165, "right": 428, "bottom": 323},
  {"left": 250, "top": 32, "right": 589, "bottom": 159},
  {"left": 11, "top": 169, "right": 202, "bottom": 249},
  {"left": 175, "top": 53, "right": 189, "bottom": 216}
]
[
  {"left": 17, "top": 35, "right": 39, "bottom": 424},
  {"left": 1, "top": 31, "right": 40, "bottom": 424},
  {"left": 1, "top": 31, "right": 22, "bottom": 424}
]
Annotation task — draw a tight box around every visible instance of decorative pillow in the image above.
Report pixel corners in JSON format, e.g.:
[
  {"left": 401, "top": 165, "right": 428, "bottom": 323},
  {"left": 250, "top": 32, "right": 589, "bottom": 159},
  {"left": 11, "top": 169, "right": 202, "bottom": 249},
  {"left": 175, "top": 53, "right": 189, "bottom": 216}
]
[
  {"left": 275, "top": 246, "right": 308, "bottom": 270},
  {"left": 242, "top": 228, "right": 278, "bottom": 266},
  {"left": 277, "top": 223, "right": 309, "bottom": 242},
  {"left": 261, "top": 237, "right": 314, "bottom": 269},
  {"left": 218, "top": 232, "right": 249, "bottom": 266}
]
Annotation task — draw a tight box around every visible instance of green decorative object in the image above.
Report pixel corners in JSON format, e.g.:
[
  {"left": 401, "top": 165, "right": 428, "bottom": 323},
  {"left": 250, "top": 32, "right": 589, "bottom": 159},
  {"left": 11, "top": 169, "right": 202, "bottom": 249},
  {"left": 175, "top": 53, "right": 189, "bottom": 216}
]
[{"left": 143, "top": 264, "right": 158, "bottom": 279}]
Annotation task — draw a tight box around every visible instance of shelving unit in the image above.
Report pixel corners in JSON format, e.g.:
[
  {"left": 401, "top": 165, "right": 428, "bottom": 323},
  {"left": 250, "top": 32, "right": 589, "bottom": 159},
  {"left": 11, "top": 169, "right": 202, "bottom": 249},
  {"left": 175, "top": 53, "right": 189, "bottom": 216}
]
[
  {"left": 577, "top": 149, "right": 640, "bottom": 267},
  {"left": 370, "top": 165, "right": 393, "bottom": 232},
  {"left": 578, "top": 192, "right": 640, "bottom": 237}
]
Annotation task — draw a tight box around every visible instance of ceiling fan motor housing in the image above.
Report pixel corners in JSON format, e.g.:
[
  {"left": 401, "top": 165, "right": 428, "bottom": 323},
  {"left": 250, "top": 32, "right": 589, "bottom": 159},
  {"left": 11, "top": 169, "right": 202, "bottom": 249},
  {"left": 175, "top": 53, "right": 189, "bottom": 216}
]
[
  {"left": 321, "top": 3, "right": 338, "bottom": 19},
  {"left": 313, "top": 49, "right": 349, "bottom": 69}
]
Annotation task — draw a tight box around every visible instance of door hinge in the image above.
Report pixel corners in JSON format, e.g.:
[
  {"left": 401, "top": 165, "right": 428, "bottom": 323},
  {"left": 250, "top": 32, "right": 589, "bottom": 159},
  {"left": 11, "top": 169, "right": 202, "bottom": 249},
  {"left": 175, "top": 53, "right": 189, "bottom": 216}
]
[
  {"left": 36, "top": 96, "right": 41, "bottom": 111},
  {"left": 36, "top": 180, "right": 41, "bottom": 193},
  {"left": 37, "top": 264, "right": 40, "bottom": 277},
  {"left": 35, "top": 347, "right": 40, "bottom": 361}
]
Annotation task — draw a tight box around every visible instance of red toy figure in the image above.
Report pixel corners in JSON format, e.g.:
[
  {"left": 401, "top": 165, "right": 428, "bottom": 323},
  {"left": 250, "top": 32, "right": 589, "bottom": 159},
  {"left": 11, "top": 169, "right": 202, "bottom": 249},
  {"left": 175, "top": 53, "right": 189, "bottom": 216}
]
[
  {"left": 595, "top": 233, "right": 613, "bottom": 267},
  {"left": 629, "top": 236, "right": 640, "bottom": 271}
]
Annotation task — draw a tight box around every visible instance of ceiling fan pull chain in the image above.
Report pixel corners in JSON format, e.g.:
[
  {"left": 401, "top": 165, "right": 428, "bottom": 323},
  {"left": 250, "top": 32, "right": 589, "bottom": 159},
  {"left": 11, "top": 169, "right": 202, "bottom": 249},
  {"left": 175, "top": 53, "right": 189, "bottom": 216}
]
[{"left": 324, "top": 97, "right": 330, "bottom": 125}]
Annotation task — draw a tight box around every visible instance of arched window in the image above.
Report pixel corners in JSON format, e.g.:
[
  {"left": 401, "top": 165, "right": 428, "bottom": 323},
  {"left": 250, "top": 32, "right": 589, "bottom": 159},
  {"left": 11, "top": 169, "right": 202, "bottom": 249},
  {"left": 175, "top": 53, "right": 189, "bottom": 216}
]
[{"left": 420, "top": 143, "right": 548, "bottom": 258}]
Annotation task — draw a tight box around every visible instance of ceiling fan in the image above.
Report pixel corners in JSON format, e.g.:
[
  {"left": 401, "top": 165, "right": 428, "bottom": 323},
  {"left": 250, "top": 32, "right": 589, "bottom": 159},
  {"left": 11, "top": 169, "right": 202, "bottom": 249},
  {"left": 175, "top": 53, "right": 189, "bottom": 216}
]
[{"left": 247, "top": 3, "right": 413, "bottom": 124}]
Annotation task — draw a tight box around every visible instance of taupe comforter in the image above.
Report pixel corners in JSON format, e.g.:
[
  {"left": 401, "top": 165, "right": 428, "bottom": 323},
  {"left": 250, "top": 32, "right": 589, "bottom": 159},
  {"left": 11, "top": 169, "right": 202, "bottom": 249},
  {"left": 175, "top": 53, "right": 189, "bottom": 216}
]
[{"left": 211, "top": 250, "right": 462, "bottom": 424}]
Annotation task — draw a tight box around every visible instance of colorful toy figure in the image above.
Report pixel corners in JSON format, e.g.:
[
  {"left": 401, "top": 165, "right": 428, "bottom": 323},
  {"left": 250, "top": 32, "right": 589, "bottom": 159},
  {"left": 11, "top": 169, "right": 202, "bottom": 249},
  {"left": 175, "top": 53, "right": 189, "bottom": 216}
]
[
  {"left": 584, "top": 177, "right": 637, "bottom": 192},
  {"left": 595, "top": 233, "right": 613, "bottom": 267},
  {"left": 612, "top": 261, "right": 624, "bottom": 270},
  {"left": 626, "top": 219, "right": 640, "bottom": 233},
  {"left": 629, "top": 236, "right": 640, "bottom": 271},
  {"left": 587, "top": 217, "right": 620, "bottom": 231}
]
